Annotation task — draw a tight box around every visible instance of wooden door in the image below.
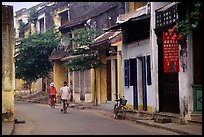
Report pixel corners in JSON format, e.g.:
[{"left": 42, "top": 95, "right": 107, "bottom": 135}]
[{"left": 158, "top": 36, "right": 180, "bottom": 113}]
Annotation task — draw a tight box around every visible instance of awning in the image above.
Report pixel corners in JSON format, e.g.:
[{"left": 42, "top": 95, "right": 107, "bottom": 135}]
[
  {"left": 107, "top": 14, "right": 150, "bottom": 31},
  {"left": 116, "top": 5, "right": 147, "bottom": 24},
  {"left": 156, "top": 2, "right": 180, "bottom": 12}
]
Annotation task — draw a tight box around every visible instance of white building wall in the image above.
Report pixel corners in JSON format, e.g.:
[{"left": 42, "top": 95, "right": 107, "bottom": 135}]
[
  {"left": 151, "top": 2, "right": 194, "bottom": 118},
  {"left": 123, "top": 39, "right": 154, "bottom": 110},
  {"left": 178, "top": 32, "right": 194, "bottom": 120},
  {"left": 150, "top": 2, "right": 173, "bottom": 112}
]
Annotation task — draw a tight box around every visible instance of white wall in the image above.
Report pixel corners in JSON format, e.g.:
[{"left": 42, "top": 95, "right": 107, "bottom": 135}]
[
  {"left": 123, "top": 39, "right": 154, "bottom": 110},
  {"left": 150, "top": 2, "right": 172, "bottom": 112},
  {"left": 178, "top": 32, "right": 194, "bottom": 120},
  {"left": 150, "top": 2, "right": 194, "bottom": 117}
]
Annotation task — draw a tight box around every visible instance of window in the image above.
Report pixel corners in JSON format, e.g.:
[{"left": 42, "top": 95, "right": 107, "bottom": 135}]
[
  {"left": 60, "top": 10, "right": 68, "bottom": 26},
  {"left": 39, "top": 18, "right": 45, "bottom": 32}
]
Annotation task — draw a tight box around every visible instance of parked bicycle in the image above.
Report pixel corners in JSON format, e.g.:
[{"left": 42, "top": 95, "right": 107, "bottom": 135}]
[{"left": 113, "top": 94, "right": 127, "bottom": 119}]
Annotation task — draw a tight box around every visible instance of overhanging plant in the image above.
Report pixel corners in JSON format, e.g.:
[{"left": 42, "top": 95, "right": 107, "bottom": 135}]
[
  {"left": 169, "top": 2, "right": 202, "bottom": 48},
  {"left": 168, "top": 2, "right": 202, "bottom": 72}
]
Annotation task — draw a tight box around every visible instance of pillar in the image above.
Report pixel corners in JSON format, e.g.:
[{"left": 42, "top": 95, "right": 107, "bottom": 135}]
[{"left": 2, "top": 5, "right": 15, "bottom": 121}]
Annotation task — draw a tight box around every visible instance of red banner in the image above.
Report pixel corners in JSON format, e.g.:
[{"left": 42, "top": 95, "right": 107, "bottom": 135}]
[{"left": 163, "top": 31, "right": 179, "bottom": 73}]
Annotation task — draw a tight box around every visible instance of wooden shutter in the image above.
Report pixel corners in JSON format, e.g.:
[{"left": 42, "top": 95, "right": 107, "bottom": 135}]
[{"left": 124, "top": 60, "right": 129, "bottom": 86}]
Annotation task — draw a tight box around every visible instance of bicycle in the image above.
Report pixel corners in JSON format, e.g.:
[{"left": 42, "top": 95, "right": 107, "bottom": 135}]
[
  {"left": 113, "top": 94, "right": 127, "bottom": 119},
  {"left": 51, "top": 95, "right": 56, "bottom": 108}
]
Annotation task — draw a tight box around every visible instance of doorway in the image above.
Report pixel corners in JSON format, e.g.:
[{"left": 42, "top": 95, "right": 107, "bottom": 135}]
[{"left": 158, "top": 36, "right": 180, "bottom": 113}]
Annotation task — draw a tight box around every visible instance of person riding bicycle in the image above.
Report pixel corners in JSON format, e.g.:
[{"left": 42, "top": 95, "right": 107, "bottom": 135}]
[
  {"left": 49, "top": 82, "right": 57, "bottom": 106},
  {"left": 60, "top": 81, "right": 70, "bottom": 113}
]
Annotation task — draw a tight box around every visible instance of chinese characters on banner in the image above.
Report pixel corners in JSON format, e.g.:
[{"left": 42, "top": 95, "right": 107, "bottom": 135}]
[{"left": 163, "top": 31, "right": 179, "bottom": 73}]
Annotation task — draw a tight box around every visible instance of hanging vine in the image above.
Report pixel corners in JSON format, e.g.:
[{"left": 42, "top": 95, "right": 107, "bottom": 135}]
[
  {"left": 169, "top": 2, "right": 202, "bottom": 47},
  {"left": 168, "top": 2, "right": 202, "bottom": 72}
]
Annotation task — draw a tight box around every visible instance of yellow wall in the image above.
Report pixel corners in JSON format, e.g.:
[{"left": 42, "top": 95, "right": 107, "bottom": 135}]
[
  {"left": 53, "top": 62, "right": 68, "bottom": 95},
  {"left": 31, "top": 79, "right": 42, "bottom": 93},
  {"left": 91, "top": 68, "right": 95, "bottom": 102},
  {"left": 99, "top": 52, "right": 107, "bottom": 104},
  {"left": 129, "top": 2, "right": 147, "bottom": 12},
  {"left": 53, "top": 7, "right": 69, "bottom": 31},
  {"left": 115, "top": 41, "right": 122, "bottom": 96},
  {"left": 15, "top": 79, "right": 25, "bottom": 91},
  {"left": 91, "top": 39, "right": 123, "bottom": 105}
]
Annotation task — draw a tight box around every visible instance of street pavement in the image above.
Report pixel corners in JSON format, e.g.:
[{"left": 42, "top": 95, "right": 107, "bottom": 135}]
[{"left": 2, "top": 100, "right": 202, "bottom": 135}]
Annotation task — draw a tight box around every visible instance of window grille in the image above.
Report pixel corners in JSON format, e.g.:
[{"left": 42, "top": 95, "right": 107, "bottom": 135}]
[{"left": 156, "top": 4, "right": 178, "bottom": 29}]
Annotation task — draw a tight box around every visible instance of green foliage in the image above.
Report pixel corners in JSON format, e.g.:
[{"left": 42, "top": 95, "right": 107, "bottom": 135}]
[
  {"left": 62, "top": 29, "right": 100, "bottom": 71},
  {"left": 28, "top": 7, "right": 38, "bottom": 30},
  {"left": 174, "top": 2, "right": 202, "bottom": 43},
  {"left": 18, "top": 19, "right": 26, "bottom": 38},
  {"left": 15, "top": 27, "right": 60, "bottom": 84}
]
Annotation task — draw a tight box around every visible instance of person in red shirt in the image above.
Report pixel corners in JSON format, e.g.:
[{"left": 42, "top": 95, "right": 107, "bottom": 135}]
[{"left": 49, "top": 82, "right": 57, "bottom": 106}]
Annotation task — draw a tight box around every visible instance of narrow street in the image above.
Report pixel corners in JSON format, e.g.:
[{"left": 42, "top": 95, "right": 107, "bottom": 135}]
[{"left": 13, "top": 101, "right": 179, "bottom": 135}]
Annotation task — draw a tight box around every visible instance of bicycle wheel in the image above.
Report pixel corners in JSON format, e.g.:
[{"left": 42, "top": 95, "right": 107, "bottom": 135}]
[
  {"left": 113, "top": 106, "right": 119, "bottom": 119},
  {"left": 51, "top": 98, "right": 55, "bottom": 108},
  {"left": 121, "top": 106, "right": 127, "bottom": 119}
]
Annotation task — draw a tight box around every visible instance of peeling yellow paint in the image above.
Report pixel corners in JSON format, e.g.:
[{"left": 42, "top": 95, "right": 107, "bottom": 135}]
[{"left": 53, "top": 62, "right": 67, "bottom": 94}]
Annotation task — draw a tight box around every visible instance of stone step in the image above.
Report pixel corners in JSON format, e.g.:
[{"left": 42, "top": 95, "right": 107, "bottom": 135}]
[
  {"left": 191, "top": 114, "right": 202, "bottom": 120},
  {"left": 188, "top": 114, "right": 202, "bottom": 124},
  {"left": 153, "top": 112, "right": 182, "bottom": 124},
  {"left": 154, "top": 116, "right": 172, "bottom": 123}
]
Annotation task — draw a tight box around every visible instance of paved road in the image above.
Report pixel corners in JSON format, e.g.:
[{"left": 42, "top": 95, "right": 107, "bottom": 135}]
[{"left": 13, "top": 101, "right": 180, "bottom": 135}]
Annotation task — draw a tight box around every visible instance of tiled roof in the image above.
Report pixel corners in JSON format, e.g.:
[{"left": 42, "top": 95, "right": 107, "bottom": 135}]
[
  {"left": 59, "top": 3, "right": 118, "bottom": 30},
  {"left": 49, "top": 46, "right": 67, "bottom": 61},
  {"left": 90, "top": 31, "right": 121, "bottom": 47}
]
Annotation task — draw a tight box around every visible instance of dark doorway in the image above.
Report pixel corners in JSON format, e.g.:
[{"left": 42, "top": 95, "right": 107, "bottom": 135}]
[
  {"left": 106, "top": 60, "right": 112, "bottom": 101},
  {"left": 114, "top": 59, "right": 118, "bottom": 99},
  {"left": 158, "top": 36, "right": 180, "bottom": 114}
]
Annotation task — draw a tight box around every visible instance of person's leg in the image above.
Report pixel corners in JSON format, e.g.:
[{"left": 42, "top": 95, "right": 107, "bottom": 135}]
[
  {"left": 61, "top": 99, "right": 65, "bottom": 112},
  {"left": 49, "top": 95, "right": 52, "bottom": 105},
  {"left": 64, "top": 100, "right": 67, "bottom": 113}
]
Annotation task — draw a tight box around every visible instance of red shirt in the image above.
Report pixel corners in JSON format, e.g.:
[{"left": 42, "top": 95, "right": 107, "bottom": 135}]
[{"left": 49, "top": 86, "right": 56, "bottom": 95}]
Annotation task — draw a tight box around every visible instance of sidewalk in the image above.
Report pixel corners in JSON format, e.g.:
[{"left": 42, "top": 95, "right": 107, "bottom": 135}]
[
  {"left": 75, "top": 102, "right": 202, "bottom": 135},
  {"left": 2, "top": 121, "right": 15, "bottom": 135}
]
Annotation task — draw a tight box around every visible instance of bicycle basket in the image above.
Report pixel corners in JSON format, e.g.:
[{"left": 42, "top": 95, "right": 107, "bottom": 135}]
[{"left": 120, "top": 98, "right": 127, "bottom": 106}]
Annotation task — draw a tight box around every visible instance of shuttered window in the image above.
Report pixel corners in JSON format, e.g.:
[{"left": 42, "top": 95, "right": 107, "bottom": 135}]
[
  {"left": 124, "top": 60, "right": 129, "bottom": 86},
  {"left": 147, "top": 55, "right": 152, "bottom": 85}
]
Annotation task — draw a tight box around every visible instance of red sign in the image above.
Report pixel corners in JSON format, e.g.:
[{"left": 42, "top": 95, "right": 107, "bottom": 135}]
[{"left": 163, "top": 31, "right": 179, "bottom": 73}]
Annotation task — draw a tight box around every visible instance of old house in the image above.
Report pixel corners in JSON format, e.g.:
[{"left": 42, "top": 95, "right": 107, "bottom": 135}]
[
  {"left": 90, "top": 31, "right": 123, "bottom": 104},
  {"left": 109, "top": 2, "right": 202, "bottom": 124},
  {"left": 108, "top": 2, "right": 152, "bottom": 111},
  {"left": 152, "top": 2, "right": 202, "bottom": 123},
  {"left": 14, "top": 2, "right": 71, "bottom": 95},
  {"left": 14, "top": 2, "right": 55, "bottom": 94},
  {"left": 49, "top": 2, "right": 125, "bottom": 104}
]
